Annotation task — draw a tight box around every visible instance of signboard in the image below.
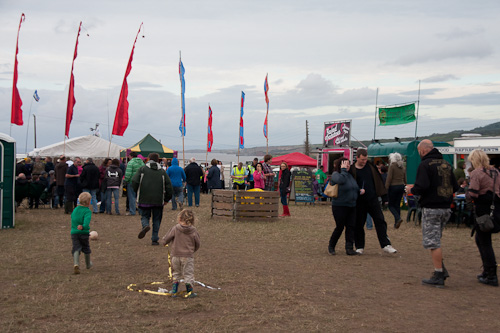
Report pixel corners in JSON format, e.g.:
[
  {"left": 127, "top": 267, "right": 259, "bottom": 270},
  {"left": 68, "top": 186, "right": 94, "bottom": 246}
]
[
  {"left": 292, "top": 169, "right": 315, "bottom": 203},
  {"left": 324, "top": 120, "right": 351, "bottom": 147}
]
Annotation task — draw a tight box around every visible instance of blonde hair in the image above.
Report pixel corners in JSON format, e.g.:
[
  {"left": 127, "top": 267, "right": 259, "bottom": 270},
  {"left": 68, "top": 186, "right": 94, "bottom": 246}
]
[
  {"left": 178, "top": 209, "right": 195, "bottom": 226},
  {"left": 78, "top": 192, "right": 91, "bottom": 206},
  {"left": 468, "top": 149, "right": 490, "bottom": 170}
]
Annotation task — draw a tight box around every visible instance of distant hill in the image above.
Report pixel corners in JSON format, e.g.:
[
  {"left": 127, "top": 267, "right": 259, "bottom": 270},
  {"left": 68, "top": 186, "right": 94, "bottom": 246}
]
[{"left": 187, "top": 121, "right": 500, "bottom": 156}]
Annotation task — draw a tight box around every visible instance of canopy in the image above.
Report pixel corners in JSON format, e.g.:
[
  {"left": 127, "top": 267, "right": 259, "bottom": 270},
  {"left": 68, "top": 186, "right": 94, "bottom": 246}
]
[
  {"left": 30, "top": 135, "right": 124, "bottom": 159},
  {"left": 368, "top": 140, "right": 453, "bottom": 184},
  {"left": 120, "top": 134, "right": 176, "bottom": 158},
  {"left": 270, "top": 152, "right": 317, "bottom": 167}
]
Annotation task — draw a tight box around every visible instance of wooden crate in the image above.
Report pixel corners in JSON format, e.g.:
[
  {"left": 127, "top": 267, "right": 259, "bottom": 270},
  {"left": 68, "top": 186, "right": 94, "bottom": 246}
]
[{"left": 211, "top": 189, "right": 280, "bottom": 221}]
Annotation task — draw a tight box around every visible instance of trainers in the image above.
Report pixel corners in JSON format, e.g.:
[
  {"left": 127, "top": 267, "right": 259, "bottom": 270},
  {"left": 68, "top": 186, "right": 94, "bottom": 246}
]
[
  {"left": 328, "top": 246, "right": 336, "bottom": 255},
  {"left": 346, "top": 249, "right": 358, "bottom": 256},
  {"left": 185, "top": 292, "right": 198, "bottom": 298},
  {"left": 422, "top": 271, "right": 445, "bottom": 288},
  {"left": 383, "top": 245, "right": 397, "bottom": 254},
  {"left": 138, "top": 226, "right": 151, "bottom": 239},
  {"left": 74, "top": 265, "right": 80, "bottom": 275},
  {"left": 356, "top": 248, "right": 364, "bottom": 255},
  {"left": 394, "top": 218, "right": 403, "bottom": 229}
]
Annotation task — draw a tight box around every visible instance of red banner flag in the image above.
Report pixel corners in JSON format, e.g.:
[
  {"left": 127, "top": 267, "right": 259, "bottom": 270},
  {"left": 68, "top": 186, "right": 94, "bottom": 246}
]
[
  {"left": 207, "top": 105, "right": 213, "bottom": 152},
  {"left": 65, "top": 21, "right": 82, "bottom": 137},
  {"left": 112, "top": 23, "right": 143, "bottom": 136},
  {"left": 11, "top": 13, "right": 25, "bottom": 126}
]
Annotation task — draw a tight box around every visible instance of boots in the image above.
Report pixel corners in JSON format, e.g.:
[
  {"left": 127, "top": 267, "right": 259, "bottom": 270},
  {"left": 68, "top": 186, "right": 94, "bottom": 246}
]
[
  {"left": 73, "top": 251, "right": 80, "bottom": 275},
  {"left": 442, "top": 261, "right": 450, "bottom": 280},
  {"left": 169, "top": 281, "right": 179, "bottom": 297},
  {"left": 65, "top": 201, "right": 74, "bottom": 214},
  {"left": 185, "top": 283, "right": 197, "bottom": 298},
  {"left": 422, "top": 271, "right": 445, "bottom": 288},
  {"left": 84, "top": 253, "right": 93, "bottom": 269},
  {"left": 478, "top": 265, "right": 498, "bottom": 287},
  {"left": 279, "top": 205, "right": 291, "bottom": 217}
]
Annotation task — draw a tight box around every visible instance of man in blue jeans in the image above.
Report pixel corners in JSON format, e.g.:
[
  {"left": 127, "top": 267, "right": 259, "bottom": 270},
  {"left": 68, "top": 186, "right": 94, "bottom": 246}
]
[
  {"left": 132, "top": 153, "right": 173, "bottom": 246},
  {"left": 124, "top": 152, "right": 144, "bottom": 216},
  {"left": 79, "top": 157, "right": 100, "bottom": 213},
  {"left": 184, "top": 157, "right": 204, "bottom": 207},
  {"left": 167, "top": 158, "right": 186, "bottom": 210}
]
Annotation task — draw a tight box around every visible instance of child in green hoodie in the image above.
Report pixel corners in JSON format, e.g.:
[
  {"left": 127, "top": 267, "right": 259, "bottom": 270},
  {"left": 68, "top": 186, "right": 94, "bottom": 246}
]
[{"left": 71, "top": 192, "right": 93, "bottom": 275}]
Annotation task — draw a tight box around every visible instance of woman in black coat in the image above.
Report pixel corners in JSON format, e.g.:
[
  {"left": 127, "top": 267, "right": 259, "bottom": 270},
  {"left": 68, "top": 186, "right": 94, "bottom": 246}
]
[
  {"left": 206, "top": 159, "right": 221, "bottom": 191},
  {"left": 279, "top": 162, "right": 291, "bottom": 217}
]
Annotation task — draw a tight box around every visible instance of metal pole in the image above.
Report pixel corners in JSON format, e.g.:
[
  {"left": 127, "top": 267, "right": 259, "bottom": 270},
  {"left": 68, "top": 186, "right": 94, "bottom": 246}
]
[
  {"left": 33, "top": 114, "right": 37, "bottom": 148},
  {"left": 373, "top": 88, "right": 378, "bottom": 141},
  {"left": 414, "top": 80, "right": 421, "bottom": 139},
  {"left": 25, "top": 97, "right": 33, "bottom": 153}
]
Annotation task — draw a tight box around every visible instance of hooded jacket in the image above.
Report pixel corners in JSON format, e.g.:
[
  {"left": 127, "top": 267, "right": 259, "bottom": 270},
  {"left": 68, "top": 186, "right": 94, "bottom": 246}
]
[
  {"left": 80, "top": 162, "right": 100, "bottom": 190},
  {"left": 161, "top": 223, "right": 200, "bottom": 258},
  {"left": 124, "top": 157, "right": 145, "bottom": 183},
  {"left": 454, "top": 160, "right": 466, "bottom": 181},
  {"left": 330, "top": 168, "right": 359, "bottom": 207},
  {"left": 411, "top": 148, "right": 459, "bottom": 209},
  {"left": 166, "top": 158, "right": 186, "bottom": 188},
  {"left": 132, "top": 160, "right": 173, "bottom": 205},
  {"left": 184, "top": 162, "right": 204, "bottom": 186},
  {"left": 105, "top": 164, "right": 123, "bottom": 188}
]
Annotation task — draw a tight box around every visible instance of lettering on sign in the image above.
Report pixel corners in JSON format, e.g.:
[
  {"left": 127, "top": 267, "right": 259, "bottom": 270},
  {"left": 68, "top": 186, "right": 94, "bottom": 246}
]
[{"left": 324, "top": 121, "right": 351, "bottom": 147}]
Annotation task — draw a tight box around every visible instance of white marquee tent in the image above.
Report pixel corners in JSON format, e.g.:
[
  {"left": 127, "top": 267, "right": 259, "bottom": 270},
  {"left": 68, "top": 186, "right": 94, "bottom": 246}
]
[{"left": 29, "top": 135, "right": 124, "bottom": 159}]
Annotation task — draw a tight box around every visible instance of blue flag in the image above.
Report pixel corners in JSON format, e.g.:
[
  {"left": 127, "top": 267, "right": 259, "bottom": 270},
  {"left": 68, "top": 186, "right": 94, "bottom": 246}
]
[
  {"left": 179, "top": 60, "right": 186, "bottom": 136},
  {"left": 33, "top": 90, "right": 40, "bottom": 102}
]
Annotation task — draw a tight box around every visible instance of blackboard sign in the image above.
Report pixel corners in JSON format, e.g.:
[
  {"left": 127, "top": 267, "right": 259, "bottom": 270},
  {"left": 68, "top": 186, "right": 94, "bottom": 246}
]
[
  {"left": 324, "top": 120, "right": 351, "bottom": 147},
  {"left": 292, "top": 169, "right": 315, "bottom": 203}
]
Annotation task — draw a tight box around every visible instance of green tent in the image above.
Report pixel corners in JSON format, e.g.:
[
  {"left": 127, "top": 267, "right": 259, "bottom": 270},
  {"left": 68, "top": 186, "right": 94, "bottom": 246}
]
[
  {"left": 367, "top": 140, "right": 453, "bottom": 184},
  {"left": 120, "top": 134, "right": 176, "bottom": 159}
]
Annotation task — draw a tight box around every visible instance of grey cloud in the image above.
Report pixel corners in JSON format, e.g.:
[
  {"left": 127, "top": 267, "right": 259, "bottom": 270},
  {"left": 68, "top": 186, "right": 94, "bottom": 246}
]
[
  {"left": 436, "top": 27, "right": 484, "bottom": 41},
  {"left": 129, "top": 82, "right": 164, "bottom": 89},
  {"left": 54, "top": 19, "right": 82, "bottom": 34},
  {"left": 421, "top": 75, "right": 460, "bottom": 83}
]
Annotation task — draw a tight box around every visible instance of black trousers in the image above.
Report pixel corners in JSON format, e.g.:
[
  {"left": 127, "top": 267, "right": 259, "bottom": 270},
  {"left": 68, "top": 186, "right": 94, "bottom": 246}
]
[
  {"left": 330, "top": 205, "right": 356, "bottom": 250},
  {"left": 57, "top": 185, "right": 65, "bottom": 207},
  {"left": 355, "top": 197, "right": 391, "bottom": 249}
]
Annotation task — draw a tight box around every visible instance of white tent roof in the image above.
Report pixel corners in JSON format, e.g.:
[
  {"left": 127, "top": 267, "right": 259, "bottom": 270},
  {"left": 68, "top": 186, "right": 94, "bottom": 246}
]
[{"left": 29, "top": 135, "right": 124, "bottom": 159}]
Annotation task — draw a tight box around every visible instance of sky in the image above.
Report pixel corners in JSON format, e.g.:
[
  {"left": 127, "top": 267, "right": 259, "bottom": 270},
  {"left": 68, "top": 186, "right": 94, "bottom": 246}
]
[{"left": 1, "top": 0, "right": 499, "bottom": 154}]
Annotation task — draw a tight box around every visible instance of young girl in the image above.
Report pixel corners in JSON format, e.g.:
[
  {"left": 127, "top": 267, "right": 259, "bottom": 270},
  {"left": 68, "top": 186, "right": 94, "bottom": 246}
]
[
  {"left": 160, "top": 210, "right": 201, "bottom": 297},
  {"left": 253, "top": 163, "right": 265, "bottom": 190}
]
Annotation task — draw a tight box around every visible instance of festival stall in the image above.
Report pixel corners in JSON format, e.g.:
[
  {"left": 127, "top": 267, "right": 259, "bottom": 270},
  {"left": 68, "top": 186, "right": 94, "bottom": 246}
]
[
  {"left": 269, "top": 152, "right": 317, "bottom": 167},
  {"left": 29, "top": 135, "right": 124, "bottom": 159},
  {"left": 120, "top": 134, "right": 176, "bottom": 159},
  {"left": 367, "top": 140, "right": 453, "bottom": 184},
  {"left": 0, "top": 133, "right": 16, "bottom": 229}
]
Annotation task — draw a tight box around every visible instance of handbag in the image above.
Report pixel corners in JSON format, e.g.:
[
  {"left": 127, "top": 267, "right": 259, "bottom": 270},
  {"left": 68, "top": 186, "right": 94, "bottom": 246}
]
[
  {"left": 324, "top": 183, "right": 338, "bottom": 198},
  {"left": 476, "top": 170, "right": 497, "bottom": 233}
]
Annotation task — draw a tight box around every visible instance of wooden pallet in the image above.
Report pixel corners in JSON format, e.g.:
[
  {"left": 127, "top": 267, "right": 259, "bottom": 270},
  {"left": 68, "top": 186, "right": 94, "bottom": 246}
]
[{"left": 211, "top": 189, "right": 279, "bottom": 221}]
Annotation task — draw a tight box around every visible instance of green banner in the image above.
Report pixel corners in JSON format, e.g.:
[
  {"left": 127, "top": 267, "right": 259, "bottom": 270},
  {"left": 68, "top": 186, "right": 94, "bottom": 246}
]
[{"left": 378, "top": 103, "right": 416, "bottom": 126}]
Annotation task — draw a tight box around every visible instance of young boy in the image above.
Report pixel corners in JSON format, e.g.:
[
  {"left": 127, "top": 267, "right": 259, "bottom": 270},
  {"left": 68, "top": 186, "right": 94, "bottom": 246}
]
[
  {"left": 71, "top": 192, "right": 93, "bottom": 274},
  {"left": 160, "top": 209, "right": 201, "bottom": 297}
]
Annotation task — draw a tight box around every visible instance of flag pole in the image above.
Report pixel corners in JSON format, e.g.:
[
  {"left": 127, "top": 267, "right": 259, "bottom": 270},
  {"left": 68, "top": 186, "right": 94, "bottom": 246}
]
[
  {"left": 33, "top": 114, "right": 37, "bottom": 149},
  {"left": 108, "top": 135, "right": 113, "bottom": 158},
  {"left": 373, "top": 88, "right": 379, "bottom": 141},
  {"left": 414, "top": 80, "right": 421, "bottom": 139},
  {"left": 180, "top": 51, "right": 186, "bottom": 168},
  {"left": 25, "top": 97, "right": 33, "bottom": 153},
  {"left": 206, "top": 103, "right": 209, "bottom": 167}
]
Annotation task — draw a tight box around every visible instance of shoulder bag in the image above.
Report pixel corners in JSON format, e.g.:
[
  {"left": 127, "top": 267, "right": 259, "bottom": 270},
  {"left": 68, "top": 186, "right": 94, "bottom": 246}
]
[
  {"left": 324, "top": 183, "right": 338, "bottom": 198},
  {"left": 475, "top": 170, "right": 497, "bottom": 233}
]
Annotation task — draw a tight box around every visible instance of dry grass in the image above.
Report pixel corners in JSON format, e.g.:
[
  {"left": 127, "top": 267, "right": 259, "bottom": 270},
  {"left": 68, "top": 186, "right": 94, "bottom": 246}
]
[{"left": 1, "top": 195, "right": 500, "bottom": 332}]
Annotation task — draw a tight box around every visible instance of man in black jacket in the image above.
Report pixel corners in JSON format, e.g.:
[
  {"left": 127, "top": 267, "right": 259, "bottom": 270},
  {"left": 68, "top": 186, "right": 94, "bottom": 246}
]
[
  {"left": 410, "top": 140, "right": 458, "bottom": 288},
  {"left": 184, "top": 157, "right": 204, "bottom": 207},
  {"left": 349, "top": 148, "right": 397, "bottom": 255},
  {"left": 80, "top": 157, "right": 101, "bottom": 213}
]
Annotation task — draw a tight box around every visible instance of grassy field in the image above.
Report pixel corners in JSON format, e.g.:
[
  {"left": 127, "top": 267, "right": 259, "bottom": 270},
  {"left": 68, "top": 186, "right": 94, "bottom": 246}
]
[{"left": 1, "top": 195, "right": 499, "bottom": 332}]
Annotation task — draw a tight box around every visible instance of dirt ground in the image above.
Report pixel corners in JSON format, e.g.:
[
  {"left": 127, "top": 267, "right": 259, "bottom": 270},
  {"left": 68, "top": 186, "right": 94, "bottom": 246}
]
[{"left": 1, "top": 195, "right": 499, "bottom": 332}]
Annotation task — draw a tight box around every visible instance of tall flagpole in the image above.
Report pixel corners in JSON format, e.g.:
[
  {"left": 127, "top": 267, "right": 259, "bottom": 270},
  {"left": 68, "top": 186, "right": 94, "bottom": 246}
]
[
  {"left": 205, "top": 103, "right": 209, "bottom": 167},
  {"left": 33, "top": 114, "right": 37, "bottom": 149},
  {"left": 25, "top": 97, "right": 33, "bottom": 153},
  {"left": 180, "top": 51, "right": 186, "bottom": 167},
  {"left": 414, "top": 80, "right": 421, "bottom": 139},
  {"left": 373, "top": 88, "right": 379, "bottom": 141}
]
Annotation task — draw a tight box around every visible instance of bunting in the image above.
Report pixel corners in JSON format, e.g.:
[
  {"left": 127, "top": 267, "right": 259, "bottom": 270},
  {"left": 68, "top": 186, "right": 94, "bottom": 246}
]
[
  {"left": 112, "top": 23, "right": 143, "bottom": 136},
  {"left": 207, "top": 105, "right": 213, "bottom": 152},
  {"left": 179, "top": 59, "right": 186, "bottom": 136},
  {"left": 239, "top": 91, "right": 245, "bottom": 149},
  {"left": 65, "top": 21, "right": 82, "bottom": 137},
  {"left": 263, "top": 74, "right": 269, "bottom": 138},
  {"left": 11, "top": 13, "right": 25, "bottom": 126}
]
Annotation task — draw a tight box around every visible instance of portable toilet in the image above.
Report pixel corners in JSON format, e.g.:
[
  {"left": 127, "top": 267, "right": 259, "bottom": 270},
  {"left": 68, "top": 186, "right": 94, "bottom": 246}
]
[{"left": 0, "top": 133, "right": 16, "bottom": 229}]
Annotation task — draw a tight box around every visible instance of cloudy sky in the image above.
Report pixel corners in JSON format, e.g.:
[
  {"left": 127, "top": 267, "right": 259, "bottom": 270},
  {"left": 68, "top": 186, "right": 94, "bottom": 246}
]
[{"left": 1, "top": 0, "right": 499, "bottom": 153}]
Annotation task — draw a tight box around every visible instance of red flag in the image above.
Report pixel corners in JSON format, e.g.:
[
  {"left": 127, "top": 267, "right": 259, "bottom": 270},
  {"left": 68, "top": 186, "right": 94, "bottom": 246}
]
[
  {"left": 11, "top": 13, "right": 25, "bottom": 126},
  {"left": 112, "top": 23, "right": 143, "bottom": 136},
  {"left": 207, "top": 105, "right": 213, "bottom": 152},
  {"left": 65, "top": 22, "right": 82, "bottom": 137}
]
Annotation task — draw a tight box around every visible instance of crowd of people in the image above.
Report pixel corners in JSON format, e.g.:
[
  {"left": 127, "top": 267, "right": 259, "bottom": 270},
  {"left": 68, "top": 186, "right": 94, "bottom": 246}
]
[{"left": 15, "top": 144, "right": 500, "bottom": 290}]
